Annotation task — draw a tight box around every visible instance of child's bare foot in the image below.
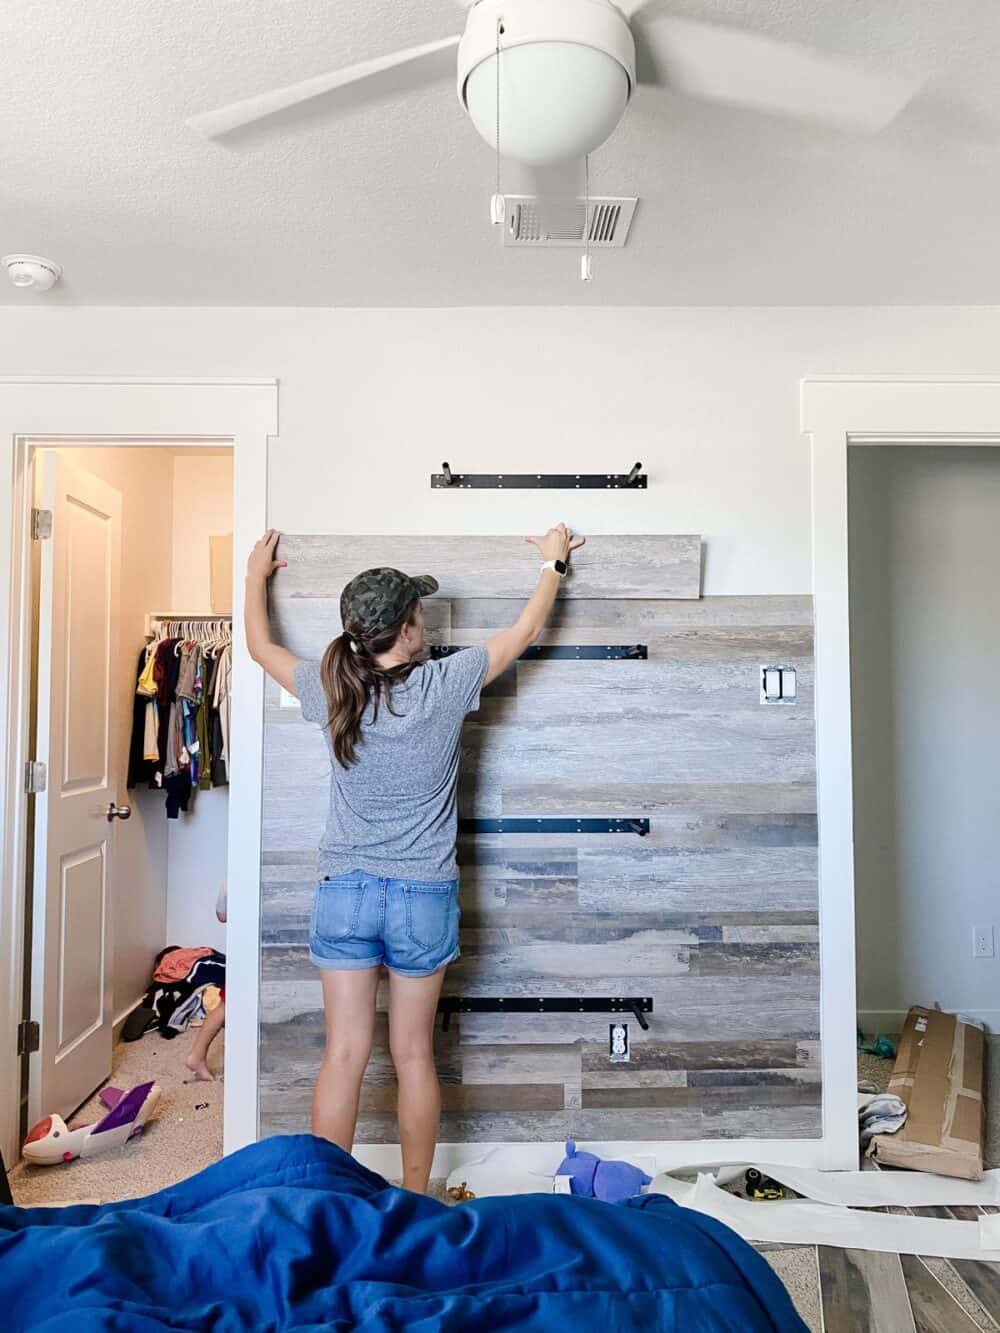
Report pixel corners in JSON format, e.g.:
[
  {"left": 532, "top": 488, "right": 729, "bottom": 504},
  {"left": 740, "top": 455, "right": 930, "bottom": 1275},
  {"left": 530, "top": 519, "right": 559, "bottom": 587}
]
[{"left": 184, "top": 1054, "right": 215, "bottom": 1082}]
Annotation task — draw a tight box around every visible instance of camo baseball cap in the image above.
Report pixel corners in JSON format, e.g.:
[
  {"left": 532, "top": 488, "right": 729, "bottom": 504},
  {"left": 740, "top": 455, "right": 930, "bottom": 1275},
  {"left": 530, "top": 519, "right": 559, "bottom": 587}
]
[{"left": 340, "top": 567, "right": 438, "bottom": 639}]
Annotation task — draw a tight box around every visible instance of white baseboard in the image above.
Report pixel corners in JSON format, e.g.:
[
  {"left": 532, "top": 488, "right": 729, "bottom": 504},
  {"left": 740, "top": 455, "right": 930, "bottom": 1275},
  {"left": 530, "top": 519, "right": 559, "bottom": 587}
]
[
  {"left": 859, "top": 1008, "right": 999, "bottom": 1034},
  {"left": 353, "top": 1135, "right": 833, "bottom": 1184},
  {"left": 113, "top": 996, "right": 147, "bottom": 1040}
]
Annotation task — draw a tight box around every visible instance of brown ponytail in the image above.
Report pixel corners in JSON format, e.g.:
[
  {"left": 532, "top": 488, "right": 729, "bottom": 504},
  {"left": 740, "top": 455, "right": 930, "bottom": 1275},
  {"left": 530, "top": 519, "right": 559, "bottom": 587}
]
[{"left": 319, "top": 599, "right": 419, "bottom": 767}]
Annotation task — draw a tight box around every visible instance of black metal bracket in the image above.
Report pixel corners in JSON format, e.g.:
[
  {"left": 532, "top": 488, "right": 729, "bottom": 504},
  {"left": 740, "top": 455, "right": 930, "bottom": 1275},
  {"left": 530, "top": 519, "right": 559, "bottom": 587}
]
[
  {"left": 459, "top": 817, "right": 649, "bottom": 836},
  {"left": 431, "top": 644, "right": 647, "bottom": 661},
  {"left": 432, "top": 461, "right": 647, "bottom": 490},
  {"left": 438, "top": 995, "right": 653, "bottom": 1033}
]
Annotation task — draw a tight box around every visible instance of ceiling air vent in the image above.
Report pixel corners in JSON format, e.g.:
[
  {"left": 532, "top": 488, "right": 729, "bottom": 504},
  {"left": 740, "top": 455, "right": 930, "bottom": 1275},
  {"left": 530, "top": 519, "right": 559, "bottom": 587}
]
[{"left": 503, "top": 196, "right": 637, "bottom": 248}]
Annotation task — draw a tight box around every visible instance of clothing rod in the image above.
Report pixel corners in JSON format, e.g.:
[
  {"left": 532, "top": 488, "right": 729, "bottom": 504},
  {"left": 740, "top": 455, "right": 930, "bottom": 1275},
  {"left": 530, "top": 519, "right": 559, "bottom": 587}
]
[{"left": 144, "top": 612, "right": 233, "bottom": 636}]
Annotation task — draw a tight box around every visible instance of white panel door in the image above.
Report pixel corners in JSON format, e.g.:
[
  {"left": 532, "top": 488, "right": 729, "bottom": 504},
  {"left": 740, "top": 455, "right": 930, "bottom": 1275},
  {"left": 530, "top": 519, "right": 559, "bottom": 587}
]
[{"left": 29, "top": 453, "right": 122, "bottom": 1123}]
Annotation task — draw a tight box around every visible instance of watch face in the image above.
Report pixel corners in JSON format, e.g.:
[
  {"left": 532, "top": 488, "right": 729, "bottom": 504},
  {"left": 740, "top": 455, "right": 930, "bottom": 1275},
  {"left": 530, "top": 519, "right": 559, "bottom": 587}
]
[{"left": 554, "top": 559, "right": 568, "bottom": 575}]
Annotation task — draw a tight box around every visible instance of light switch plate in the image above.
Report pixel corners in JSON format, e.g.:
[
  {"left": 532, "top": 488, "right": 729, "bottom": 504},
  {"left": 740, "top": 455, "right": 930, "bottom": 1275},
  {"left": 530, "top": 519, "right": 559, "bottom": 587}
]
[
  {"left": 973, "top": 925, "right": 995, "bottom": 959},
  {"left": 760, "top": 665, "right": 797, "bottom": 705},
  {"left": 279, "top": 687, "right": 298, "bottom": 709}
]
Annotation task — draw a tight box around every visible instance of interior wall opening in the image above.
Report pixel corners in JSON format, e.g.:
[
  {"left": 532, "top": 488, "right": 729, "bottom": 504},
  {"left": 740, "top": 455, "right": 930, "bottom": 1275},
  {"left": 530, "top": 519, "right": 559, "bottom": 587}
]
[{"left": 14, "top": 441, "right": 234, "bottom": 1205}]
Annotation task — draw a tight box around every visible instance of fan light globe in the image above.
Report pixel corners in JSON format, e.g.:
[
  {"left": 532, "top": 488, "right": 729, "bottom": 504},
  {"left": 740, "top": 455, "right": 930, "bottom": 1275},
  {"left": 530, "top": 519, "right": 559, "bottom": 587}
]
[{"left": 465, "top": 42, "right": 629, "bottom": 167}]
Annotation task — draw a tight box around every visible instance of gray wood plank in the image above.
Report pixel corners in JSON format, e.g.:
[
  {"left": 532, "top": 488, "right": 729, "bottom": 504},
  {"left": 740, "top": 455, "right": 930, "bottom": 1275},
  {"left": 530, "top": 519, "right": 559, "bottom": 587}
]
[
  {"left": 900, "top": 1254, "right": 984, "bottom": 1333},
  {"left": 501, "top": 782, "right": 817, "bottom": 817},
  {"left": 514, "top": 660, "right": 814, "bottom": 719},
  {"left": 273, "top": 535, "right": 702, "bottom": 601},
  {"left": 688, "top": 942, "right": 820, "bottom": 975},
  {"left": 260, "top": 1107, "right": 706, "bottom": 1145},
  {"left": 460, "top": 1045, "right": 582, "bottom": 1086},
  {"left": 819, "top": 1248, "right": 917, "bottom": 1333},
  {"left": 466, "top": 715, "right": 817, "bottom": 785},
  {"left": 581, "top": 1038, "right": 804, "bottom": 1072},
  {"left": 451, "top": 595, "right": 813, "bottom": 630}
]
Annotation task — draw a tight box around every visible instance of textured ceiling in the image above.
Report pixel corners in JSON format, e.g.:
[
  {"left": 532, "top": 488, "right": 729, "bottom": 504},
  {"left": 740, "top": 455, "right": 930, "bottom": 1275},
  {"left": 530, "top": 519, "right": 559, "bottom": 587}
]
[{"left": 2, "top": 0, "right": 999, "bottom": 306}]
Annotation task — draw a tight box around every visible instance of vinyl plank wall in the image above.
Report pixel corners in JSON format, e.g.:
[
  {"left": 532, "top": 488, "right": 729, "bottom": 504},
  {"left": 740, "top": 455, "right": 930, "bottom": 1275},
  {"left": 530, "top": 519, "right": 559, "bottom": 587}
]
[{"left": 259, "top": 536, "right": 820, "bottom": 1145}]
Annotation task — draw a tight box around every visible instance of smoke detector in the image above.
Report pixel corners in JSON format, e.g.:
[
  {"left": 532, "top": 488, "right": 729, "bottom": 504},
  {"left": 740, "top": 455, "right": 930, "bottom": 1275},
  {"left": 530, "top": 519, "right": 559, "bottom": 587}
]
[{"left": 3, "top": 254, "right": 62, "bottom": 293}]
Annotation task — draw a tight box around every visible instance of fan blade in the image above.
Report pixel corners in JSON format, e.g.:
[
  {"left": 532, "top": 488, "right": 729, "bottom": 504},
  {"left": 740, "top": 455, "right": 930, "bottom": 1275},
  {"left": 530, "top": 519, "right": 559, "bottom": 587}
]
[
  {"left": 634, "top": 14, "right": 920, "bottom": 133},
  {"left": 187, "top": 34, "right": 461, "bottom": 138}
]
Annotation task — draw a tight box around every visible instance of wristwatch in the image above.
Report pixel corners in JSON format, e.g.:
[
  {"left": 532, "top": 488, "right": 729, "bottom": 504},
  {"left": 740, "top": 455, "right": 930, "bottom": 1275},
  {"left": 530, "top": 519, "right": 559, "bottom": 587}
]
[{"left": 541, "top": 559, "right": 568, "bottom": 578}]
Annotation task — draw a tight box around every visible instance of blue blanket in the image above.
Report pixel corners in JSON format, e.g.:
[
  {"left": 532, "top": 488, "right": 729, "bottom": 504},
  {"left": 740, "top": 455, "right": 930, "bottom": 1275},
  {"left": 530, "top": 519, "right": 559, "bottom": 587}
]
[{"left": 1, "top": 1135, "right": 806, "bottom": 1331}]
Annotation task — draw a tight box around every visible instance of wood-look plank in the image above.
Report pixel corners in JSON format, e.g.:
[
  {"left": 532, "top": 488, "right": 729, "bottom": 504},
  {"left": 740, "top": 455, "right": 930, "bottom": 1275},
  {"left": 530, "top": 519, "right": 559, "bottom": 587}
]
[
  {"left": 582, "top": 1086, "right": 703, "bottom": 1109},
  {"left": 900, "top": 1254, "right": 984, "bottom": 1333},
  {"left": 514, "top": 660, "right": 814, "bottom": 719},
  {"left": 359, "top": 1084, "right": 566, "bottom": 1113},
  {"left": 460, "top": 1045, "right": 582, "bottom": 1086},
  {"left": 273, "top": 535, "right": 702, "bottom": 601},
  {"left": 466, "top": 715, "right": 817, "bottom": 785},
  {"left": 502, "top": 781, "right": 817, "bottom": 817},
  {"left": 260, "top": 1107, "right": 707, "bottom": 1145},
  {"left": 818, "top": 1248, "right": 917, "bottom": 1333},
  {"left": 936, "top": 1207, "right": 1000, "bottom": 1322},
  {"left": 581, "top": 1039, "right": 803, "bottom": 1072},
  {"left": 451, "top": 595, "right": 813, "bottom": 630},
  {"left": 688, "top": 942, "right": 820, "bottom": 975}
]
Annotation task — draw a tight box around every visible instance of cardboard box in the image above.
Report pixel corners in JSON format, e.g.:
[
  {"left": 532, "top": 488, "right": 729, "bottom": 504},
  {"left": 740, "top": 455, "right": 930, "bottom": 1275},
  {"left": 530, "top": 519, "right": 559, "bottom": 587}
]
[{"left": 869, "top": 1005, "right": 985, "bottom": 1180}]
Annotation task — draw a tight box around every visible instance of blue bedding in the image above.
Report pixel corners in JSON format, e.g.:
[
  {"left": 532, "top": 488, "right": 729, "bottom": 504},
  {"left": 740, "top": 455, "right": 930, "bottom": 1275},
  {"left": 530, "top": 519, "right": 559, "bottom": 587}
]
[{"left": 1, "top": 1134, "right": 806, "bottom": 1331}]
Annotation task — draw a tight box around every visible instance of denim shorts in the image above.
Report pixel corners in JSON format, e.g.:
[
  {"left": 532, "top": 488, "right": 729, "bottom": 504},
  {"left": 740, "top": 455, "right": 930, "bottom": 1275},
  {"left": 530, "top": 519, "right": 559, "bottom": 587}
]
[{"left": 309, "top": 870, "right": 461, "bottom": 978}]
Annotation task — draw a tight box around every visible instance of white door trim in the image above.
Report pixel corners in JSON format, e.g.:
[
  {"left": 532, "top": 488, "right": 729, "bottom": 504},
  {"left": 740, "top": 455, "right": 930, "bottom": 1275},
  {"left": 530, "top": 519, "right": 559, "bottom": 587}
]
[
  {"left": 0, "top": 378, "right": 277, "bottom": 1171},
  {"left": 802, "top": 374, "right": 1000, "bottom": 1170}
]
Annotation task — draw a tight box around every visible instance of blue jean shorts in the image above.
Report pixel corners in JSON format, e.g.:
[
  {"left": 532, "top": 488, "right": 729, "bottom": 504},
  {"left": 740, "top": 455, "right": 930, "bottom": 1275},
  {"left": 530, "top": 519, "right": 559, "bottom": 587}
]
[{"left": 309, "top": 871, "right": 461, "bottom": 978}]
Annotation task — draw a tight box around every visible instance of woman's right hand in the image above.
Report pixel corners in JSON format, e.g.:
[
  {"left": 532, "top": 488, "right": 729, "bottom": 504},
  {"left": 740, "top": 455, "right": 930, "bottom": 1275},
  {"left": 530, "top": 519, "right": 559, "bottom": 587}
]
[
  {"left": 526, "top": 523, "right": 586, "bottom": 563},
  {"left": 246, "top": 530, "right": 287, "bottom": 582}
]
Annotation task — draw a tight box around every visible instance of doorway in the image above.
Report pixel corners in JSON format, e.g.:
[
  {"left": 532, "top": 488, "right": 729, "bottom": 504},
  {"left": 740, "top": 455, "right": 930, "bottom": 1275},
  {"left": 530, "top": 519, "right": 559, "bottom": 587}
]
[
  {"left": 848, "top": 445, "right": 1000, "bottom": 1034},
  {"left": 0, "top": 379, "right": 273, "bottom": 1188},
  {"left": 10, "top": 442, "right": 234, "bottom": 1205}
]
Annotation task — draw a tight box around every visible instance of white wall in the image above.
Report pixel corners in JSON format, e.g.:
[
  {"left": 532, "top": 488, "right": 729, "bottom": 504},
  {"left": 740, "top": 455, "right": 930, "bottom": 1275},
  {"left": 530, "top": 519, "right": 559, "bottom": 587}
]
[
  {"left": 50, "top": 447, "right": 175, "bottom": 1018},
  {"left": 170, "top": 452, "right": 234, "bottom": 610},
  {"left": 850, "top": 446, "right": 1000, "bottom": 1028},
  {"left": 3, "top": 306, "right": 1000, "bottom": 595},
  {"left": 166, "top": 450, "right": 232, "bottom": 952}
]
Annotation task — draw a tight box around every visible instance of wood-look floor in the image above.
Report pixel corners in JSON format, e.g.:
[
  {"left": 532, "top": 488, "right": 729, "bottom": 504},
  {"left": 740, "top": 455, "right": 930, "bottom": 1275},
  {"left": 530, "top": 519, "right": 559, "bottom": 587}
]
[{"left": 804, "top": 1206, "right": 1000, "bottom": 1332}]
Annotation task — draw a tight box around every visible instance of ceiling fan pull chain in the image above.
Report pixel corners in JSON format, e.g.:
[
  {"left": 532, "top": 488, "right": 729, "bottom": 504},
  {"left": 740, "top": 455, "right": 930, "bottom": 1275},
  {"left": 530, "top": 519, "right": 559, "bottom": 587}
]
[
  {"left": 581, "top": 154, "right": 593, "bottom": 282},
  {"left": 490, "top": 19, "right": 505, "bottom": 227}
]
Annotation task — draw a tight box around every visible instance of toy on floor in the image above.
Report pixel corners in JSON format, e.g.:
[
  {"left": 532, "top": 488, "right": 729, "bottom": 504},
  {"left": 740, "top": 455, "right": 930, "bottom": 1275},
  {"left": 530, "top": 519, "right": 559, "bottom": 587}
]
[
  {"left": 22, "top": 1081, "right": 161, "bottom": 1166},
  {"left": 555, "top": 1140, "right": 652, "bottom": 1204},
  {"left": 857, "top": 1027, "right": 896, "bottom": 1060},
  {"left": 744, "top": 1168, "right": 786, "bottom": 1201}
]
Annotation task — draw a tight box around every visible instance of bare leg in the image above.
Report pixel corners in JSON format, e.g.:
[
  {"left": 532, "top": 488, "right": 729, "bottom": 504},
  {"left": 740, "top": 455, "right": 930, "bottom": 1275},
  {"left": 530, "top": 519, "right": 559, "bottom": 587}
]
[
  {"left": 388, "top": 967, "right": 447, "bottom": 1194},
  {"left": 185, "top": 1001, "right": 226, "bottom": 1082},
  {"left": 312, "top": 967, "right": 380, "bottom": 1150}
]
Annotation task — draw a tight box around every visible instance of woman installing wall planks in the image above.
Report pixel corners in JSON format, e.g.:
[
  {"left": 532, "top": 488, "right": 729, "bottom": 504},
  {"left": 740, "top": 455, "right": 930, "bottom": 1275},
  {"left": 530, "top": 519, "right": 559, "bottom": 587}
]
[{"left": 244, "top": 523, "right": 584, "bottom": 1192}]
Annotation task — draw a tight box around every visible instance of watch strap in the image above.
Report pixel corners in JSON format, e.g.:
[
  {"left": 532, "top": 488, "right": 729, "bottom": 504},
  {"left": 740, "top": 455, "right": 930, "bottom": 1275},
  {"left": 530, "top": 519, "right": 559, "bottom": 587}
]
[{"left": 541, "top": 559, "right": 567, "bottom": 579}]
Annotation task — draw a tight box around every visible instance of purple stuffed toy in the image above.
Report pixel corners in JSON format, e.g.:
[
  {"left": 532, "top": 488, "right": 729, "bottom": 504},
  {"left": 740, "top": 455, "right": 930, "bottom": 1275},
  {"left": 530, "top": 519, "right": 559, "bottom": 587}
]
[{"left": 555, "top": 1140, "right": 652, "bottom": 1204}]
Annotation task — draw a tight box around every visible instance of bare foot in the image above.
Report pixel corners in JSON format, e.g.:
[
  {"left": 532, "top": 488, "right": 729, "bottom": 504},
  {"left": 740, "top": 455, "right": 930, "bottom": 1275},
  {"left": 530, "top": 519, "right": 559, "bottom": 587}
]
[{"left": 184, "top": 1055, "right": 216, "bottom": 1082}]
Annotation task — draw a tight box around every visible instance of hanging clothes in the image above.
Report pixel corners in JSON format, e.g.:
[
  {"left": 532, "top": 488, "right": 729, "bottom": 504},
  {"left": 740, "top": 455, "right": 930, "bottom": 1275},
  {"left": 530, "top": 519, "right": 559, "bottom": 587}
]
[{"left": 127, "top": 621, "right": 232, "bottom": 818}]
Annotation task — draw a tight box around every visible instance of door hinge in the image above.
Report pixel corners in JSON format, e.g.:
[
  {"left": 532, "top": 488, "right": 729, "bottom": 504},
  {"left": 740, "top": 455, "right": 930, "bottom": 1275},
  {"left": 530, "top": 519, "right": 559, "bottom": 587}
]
[
  {"left": 17, "top": 1019, "right": 39, "bottom": 1056},
  {"left": 24, "top": 760, "right": 47, "bottom": 794},
  {"left": 31, "top": 508, "right": 52, "bottom": 540}
]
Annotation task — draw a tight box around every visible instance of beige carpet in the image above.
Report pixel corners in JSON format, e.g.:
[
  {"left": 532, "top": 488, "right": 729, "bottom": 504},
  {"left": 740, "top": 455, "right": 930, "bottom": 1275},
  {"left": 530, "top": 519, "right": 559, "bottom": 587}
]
[{"left": 9, "top": 1027, "right": 223, "bottom": 1207}]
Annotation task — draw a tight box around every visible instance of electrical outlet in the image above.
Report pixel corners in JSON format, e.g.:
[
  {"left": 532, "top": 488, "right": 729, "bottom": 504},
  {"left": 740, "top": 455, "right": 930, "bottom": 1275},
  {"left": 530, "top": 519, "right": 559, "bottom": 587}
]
[
  {"left": 973, "top": 925, "right": 995, "bottom": 959},
  {"left": 609, "top": 1022, "right": 630, "bottom": 1062}
]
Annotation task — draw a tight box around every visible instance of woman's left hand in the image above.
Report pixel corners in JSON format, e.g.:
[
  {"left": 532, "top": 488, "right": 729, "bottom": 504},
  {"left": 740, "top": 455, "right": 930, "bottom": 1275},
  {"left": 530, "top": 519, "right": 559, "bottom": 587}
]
[{"left": 247, "top": 530, "right": 287, "bottom": 581}]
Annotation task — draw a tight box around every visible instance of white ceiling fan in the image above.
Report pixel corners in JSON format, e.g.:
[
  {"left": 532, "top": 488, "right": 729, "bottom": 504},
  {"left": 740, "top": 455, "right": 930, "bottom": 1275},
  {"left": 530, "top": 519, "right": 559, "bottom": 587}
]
[{"left": 187, "top": 0, "right": 920, "bottom": 164}]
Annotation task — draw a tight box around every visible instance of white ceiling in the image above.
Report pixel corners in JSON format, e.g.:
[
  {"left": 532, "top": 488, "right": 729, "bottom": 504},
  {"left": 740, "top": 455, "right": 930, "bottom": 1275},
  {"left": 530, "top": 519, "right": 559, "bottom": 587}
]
[{"left": 2, "top": 0, "right": 999, "bottom": 307}]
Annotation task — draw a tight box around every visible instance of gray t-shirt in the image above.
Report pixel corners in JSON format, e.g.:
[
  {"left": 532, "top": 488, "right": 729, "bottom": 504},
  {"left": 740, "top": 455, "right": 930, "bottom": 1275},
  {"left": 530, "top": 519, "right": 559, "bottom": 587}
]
[{"left": 294, "top": 646, "right": 489, "bottom": 881}]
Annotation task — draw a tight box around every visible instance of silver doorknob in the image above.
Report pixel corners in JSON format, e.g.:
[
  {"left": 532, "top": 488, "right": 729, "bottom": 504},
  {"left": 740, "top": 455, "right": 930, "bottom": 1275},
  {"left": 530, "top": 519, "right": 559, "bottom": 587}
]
[{"left": 106, "top": 803, "right": 132, "bottom": 822}]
